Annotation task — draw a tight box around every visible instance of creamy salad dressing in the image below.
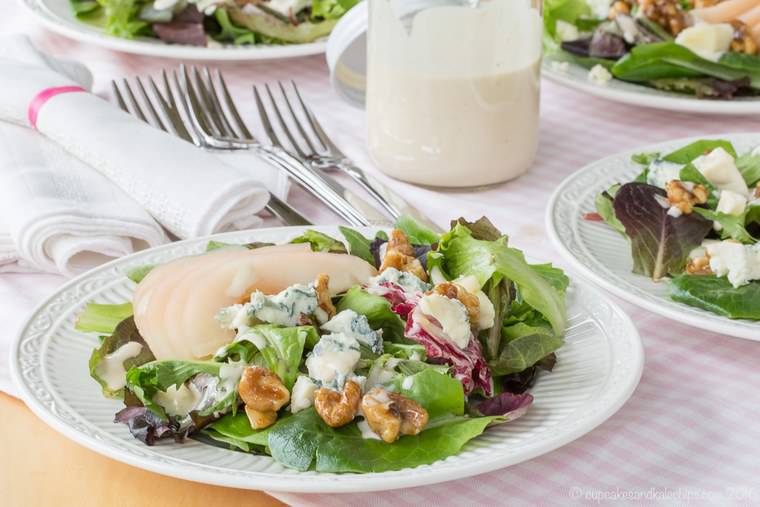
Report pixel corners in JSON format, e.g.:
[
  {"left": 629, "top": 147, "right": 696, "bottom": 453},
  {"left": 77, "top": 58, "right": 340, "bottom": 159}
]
[
  {"left": 366, "top": 0, "right": 542, "bottom": 187},
  {"left": 95, "top": 342, "right": 144, "bottom": 391}
]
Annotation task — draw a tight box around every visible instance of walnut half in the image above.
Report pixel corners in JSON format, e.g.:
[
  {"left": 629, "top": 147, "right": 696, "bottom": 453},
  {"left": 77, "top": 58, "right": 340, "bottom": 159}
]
[
  {"left": 379, "top": 229, "right": 428, "bottom": 282},
  {"left": 314, "top": 273, "right": 336, "bottom": 321},
  {"left": 238, "top": 366, "right": 290, "bottom": 429},
  {"left": 666, "top": 180, "right": 709, "bottom": 214},
  {"left": 314, "top": 380, "right": 361, "bottom": 428},
  {"left": 361, "top": 387, "right": 429, "bottom": 443}
]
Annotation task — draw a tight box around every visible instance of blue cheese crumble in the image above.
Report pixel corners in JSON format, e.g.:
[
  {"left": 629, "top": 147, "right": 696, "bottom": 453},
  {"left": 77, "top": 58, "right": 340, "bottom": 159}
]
[
  {"left": 321, "top": 310, "right": 383, "bottom": 355},
  {"left": 368, "top": 267, "right": 431, "bottom": 294},
  {"left": 216, "top": 284, "right": 319, "bottom": 329},
  {"left": 305, "top": 332, "right": 361, "bottom": 390}
]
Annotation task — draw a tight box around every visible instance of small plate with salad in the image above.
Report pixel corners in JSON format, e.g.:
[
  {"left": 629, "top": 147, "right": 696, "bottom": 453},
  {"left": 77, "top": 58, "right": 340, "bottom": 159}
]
[
  {"left": 21, "top": 0, "right": 358, "bottom": 60},
  {"left": 10, "top": 218, "right": 642, "bottom": 492},
  {"left": 543, "top": 0, "right": 760, "bottom": 114},
  {"left": 548, "top": 133, "right": 760, "bottom": 340}
]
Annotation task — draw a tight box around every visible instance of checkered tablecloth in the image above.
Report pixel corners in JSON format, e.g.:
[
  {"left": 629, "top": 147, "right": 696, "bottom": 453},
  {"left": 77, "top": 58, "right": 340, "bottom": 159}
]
[{"left": 3, "top": 3, "right": 760, "bottom": 505}]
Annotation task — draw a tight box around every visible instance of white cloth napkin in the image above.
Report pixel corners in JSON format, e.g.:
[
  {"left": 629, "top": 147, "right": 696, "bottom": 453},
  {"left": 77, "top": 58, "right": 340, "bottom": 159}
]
[
  {"left": 0, "top": 34, "right": 275, "bottom": 239},
  {"left": 0, "top": 122, "right": 170, "bottom": 276}
]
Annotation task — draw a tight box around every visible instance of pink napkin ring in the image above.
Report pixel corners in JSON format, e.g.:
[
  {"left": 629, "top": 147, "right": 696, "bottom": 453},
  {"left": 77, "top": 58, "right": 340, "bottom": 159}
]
[{"left": 28, "top": 85, "right": 86, "bottom": 128}]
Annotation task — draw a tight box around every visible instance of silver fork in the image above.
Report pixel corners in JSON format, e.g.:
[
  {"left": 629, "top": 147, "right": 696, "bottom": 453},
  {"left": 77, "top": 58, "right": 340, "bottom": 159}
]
[
  {"left": 111, "top": 72, "right": 312, "bottom": 227},
  {"left": 257, "top": 81, "right": 443, "bottom": 233},
  {"left": 177, "top": 66, "right": 386, "bottom": 227}
]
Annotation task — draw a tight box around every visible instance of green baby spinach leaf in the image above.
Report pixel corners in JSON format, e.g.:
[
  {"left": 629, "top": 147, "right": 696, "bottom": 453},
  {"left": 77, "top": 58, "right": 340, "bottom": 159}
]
[
  {"left": 289, "top": 230, "right": 347, "bottom": 254},
  {"left": 267, "top": 409, "right": 500, "bottom": 473},
  {"left": 338, "top": 226, "right": 375, "bottom": 264},
  {"left": 670, "top": 275, "right": 760, "bottom": 320}
]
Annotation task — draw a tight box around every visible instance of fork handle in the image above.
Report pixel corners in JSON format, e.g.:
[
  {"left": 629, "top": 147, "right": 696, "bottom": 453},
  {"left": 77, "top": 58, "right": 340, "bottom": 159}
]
[
  {"left": 256, "top": 148, "right": 373, "bottom": 227},
  {"left": 266, "top": 194, "right": 312, "bottom": 226}
]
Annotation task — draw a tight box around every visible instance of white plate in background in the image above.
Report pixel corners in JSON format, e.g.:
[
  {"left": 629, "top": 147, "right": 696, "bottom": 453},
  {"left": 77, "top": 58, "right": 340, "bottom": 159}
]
[
  {"left": 22, "top": 0, "right": 328, "bottom": 61},
  {"left": 547, "top": 133, "right": 760, "bottom": 341}
]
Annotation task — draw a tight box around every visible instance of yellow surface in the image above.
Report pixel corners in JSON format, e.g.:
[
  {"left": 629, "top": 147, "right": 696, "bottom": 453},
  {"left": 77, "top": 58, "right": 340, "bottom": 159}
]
[{"left": 0, "top": 393, "right": 286, "bottom": 507}]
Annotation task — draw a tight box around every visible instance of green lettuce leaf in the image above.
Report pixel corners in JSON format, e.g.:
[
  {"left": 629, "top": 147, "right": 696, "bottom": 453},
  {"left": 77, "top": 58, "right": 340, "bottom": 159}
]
[
  {"left": 338, "top": 226, "right": 375, "bottom": 264},
  {"left": 125, "top": 360, "right": 236, "bottom": 420},
  {"left": 663, "top": 139, "right": 737, "bottom": 163},
  {"left": 543, "top": 0, "right": 591, "bottom": 42},
  {"left": 612, "top": 182, "right": 713, "bottom": 280},
  {"left": 89, "top": 316, "right": 155, "bottom": 398},
  {"left": 693, "top": 208, "right": 756, "bottom": 244},
  {"left": 267, "top": 409, "right": 500, "bottom": 472},
  {"left": 337, "top": 287, "right": 407, "bottom": 342},
  {"left": 76, "top": 302, "right": 134, "bottom": 334},
  {"left": 595, "top": 184, "right": 626, "bottom": 235},
  {"left": 203, "top": 411, "right": 274, "bottom": 452},
  {"left": 127, "top": 264, "right": 155, "bottom": 283},
  {"left": 212, "top": 9, "right": 256, "bottom": 45},
  {"left": 438, "top": 225, "right": 566, "bottom": 336},
  {"left": 96, "top": 0, "right": 148, "bottom": 38},
  {"left": 612, "top": 42, "right": 759, "bottom": 86},
  {"left": 670, "top": 275, "right": 760, "bottom": 320},
  {"left": 311, "top": 0, "right": 359, "bottom": 19},
  {"left": 392, "top": 368, "right": 465, "bottom": 419},
  {"left": 736, "top": 151, "right": 760, "bottom": 186},
  {"left": 289, "top": 230, "right": 347, "bottom": 254},
  {"left": 214, "top": 324, "right": 312, "bottom": 390},
  {"left": 492, "top": 322, "right": 564, "bottom": 376},
  {"left": 395, "top": 216, "right": 440, "bottom": 245},
  {"left": 383, "top": 342, "right": 426, "bottom": 360},
  {"left": 206, "top": 240, "right": 274, "bottom": 252}
]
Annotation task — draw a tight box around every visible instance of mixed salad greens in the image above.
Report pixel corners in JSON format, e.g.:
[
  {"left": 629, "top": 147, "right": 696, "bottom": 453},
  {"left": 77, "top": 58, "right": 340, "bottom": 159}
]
[
  {"left": 591, "top": 139, "right": 760, "bottom": 319},
  {"left": 69, "top": 0, "right": 358, "bottom": 46},
  {"left": 545, "top": 0, "right": 760, "bottom": 98},
  {"left": 77, "top": 217, "right": 569, "bottom": 473}
]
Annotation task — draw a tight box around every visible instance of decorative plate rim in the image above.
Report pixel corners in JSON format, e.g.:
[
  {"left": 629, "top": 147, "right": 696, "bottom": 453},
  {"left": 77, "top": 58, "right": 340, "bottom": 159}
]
[
  {"left": 10, "top": 225, "right": 644, "bottom": 493},
  {"left": 546, "top": 132, "right": 760, "bottom": 342},
  {"left": 21, "top": 0, "right": 328, "bottom": 61}
]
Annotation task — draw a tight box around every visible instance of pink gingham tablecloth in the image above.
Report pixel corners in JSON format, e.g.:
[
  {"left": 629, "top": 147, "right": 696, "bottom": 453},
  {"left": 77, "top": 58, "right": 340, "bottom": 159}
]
[{"left": 3, "top": 4, "right": 760, "bottom": 505}]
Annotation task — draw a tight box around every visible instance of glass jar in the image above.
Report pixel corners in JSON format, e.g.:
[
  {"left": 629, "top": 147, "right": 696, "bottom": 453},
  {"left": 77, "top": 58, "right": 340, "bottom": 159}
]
[{"left": 366, "top": 0, "right": 543, "bottom": 188}]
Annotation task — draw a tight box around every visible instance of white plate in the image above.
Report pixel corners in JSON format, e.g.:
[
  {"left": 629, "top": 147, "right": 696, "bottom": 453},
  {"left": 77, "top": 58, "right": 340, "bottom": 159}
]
[
  {"left": 547, "top": 133, "right": 760, "bottom": 341},
  {"left": 21, "top": 0, "right": 327, "bottom": 61},
  {"left": 543, "top": 57, "right": 760, "bottom": 116},
  {"left": 10, "top": 226, "right": 643, "bottom": 493}
]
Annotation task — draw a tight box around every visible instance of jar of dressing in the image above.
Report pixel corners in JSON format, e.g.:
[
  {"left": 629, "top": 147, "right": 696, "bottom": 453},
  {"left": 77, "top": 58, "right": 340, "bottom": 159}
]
[{"left": 366, "top": 0, "right": 543, "bottom": 188}]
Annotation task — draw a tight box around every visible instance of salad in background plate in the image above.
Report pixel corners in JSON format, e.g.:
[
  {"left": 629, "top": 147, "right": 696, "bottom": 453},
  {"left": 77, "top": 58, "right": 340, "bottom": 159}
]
[
  {"left": 591, "top": 138, "right": 760, "bottom": 319},
  {"left": 70, "top": 0, "right": 358, "bottom": 46},
  {"left": 77, "top": 217, "right": 569, "bottom": 473},
  {"left": 545, "top": 0, "right": 760, "bottom": 99}
]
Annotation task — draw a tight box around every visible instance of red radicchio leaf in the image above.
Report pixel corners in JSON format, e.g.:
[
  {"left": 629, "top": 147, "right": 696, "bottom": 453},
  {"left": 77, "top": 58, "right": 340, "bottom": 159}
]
[
  {"left": 405, "top": 307, "right": 492, "bottom": 396},
  {"left": 475, "top": 392, "right": 534, "bottom": 420}
]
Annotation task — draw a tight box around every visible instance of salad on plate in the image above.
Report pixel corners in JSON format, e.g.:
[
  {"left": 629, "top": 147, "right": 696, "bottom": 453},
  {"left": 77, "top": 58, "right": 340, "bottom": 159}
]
[
  {"left": 70, "top": 0, "right": 358, "bottom": 46},
  {"left": 590, "top": 138, "right": 760, "bottom": 320},
  {"left": 545, "top": 0, "right": 760, "bottom": 98},
  {"left": 77, "top": 218, "right": 569, "bottom": 473}
]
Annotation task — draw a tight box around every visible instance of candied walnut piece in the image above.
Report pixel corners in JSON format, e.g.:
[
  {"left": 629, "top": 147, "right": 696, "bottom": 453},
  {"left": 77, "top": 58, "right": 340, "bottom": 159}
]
[
  {"left": 754, "top": 182, "right": 760, "bottom": 199},
  {"left": 638, "top": 0, "right": 689, "bottom": 36},
  {"left": 314, "top": 380, "right": 361, "bottom": 428},
  {"left": 609, "top": 0, "right": 631, "bottom": 18},
  {"left": 238, "top": 366, "right": 290, "bottom": 413},
  {"left": 245, "top": 406, "right": 278, "bottom": 429},
  {"left": 731, "top": 21, "right": 759, "bottom": 56},
  {"left": 686, "top": 254, "right": 713, "bottom": 276},
  {"left": 666, "top": 181, "right": 709, "bottom": 214},
  {"left": 361, "top": 388, "right": 429, "bottom": 443},
  {"left": 379, "top": 229, "right": 429, "bottom": 282},
  {"left": 314, "top": 273, "right": 336, "bottom": 320},
  {"left": 431, "top": 281, "right": 480, "bottom": 329}
]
